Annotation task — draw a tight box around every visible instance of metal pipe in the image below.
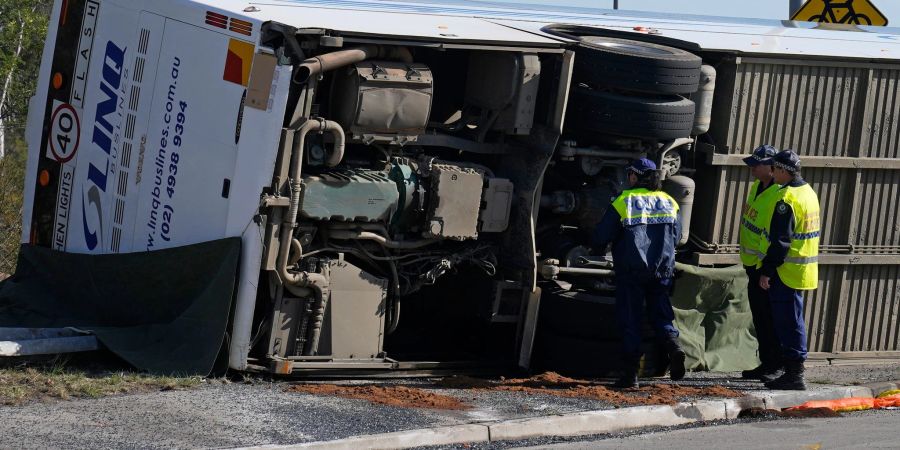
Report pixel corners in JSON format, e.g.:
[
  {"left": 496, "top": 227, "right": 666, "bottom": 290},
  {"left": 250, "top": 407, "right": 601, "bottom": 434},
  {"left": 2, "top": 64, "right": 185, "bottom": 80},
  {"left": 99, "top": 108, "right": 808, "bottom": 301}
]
[
  {"left": 328, "top": 230, "right": 438, "bottom": 249},
  {"left": 294, "top": 45, "right": 413, "bottom": 84},
  {"left": 273, "top": 118, "right": 346, "bottom": 358},
  {"left": 539, "top": 260, "right": 615, "bottom": 280},
  {"left": 558, "top": 142, "right": 641, "bottom": 160},
  {"left": 555, "top": 267, "right": 616, "bottom": 276},
  {"left": 277, "top": 118, "right": 345, "bottom": 288}
]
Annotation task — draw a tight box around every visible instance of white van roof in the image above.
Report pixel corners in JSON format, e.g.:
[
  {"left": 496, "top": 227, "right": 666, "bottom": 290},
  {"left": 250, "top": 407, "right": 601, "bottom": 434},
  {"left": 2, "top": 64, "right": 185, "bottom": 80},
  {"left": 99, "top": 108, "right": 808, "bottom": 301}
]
[{"left": 197, "top": 0, "right": 900, "bottom": 60}]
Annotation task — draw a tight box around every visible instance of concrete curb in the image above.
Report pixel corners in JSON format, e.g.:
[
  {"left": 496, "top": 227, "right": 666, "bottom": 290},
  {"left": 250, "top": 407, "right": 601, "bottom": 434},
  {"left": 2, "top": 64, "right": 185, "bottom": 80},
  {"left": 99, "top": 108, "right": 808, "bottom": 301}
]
[{"left": 241, "top": 380, "right": 900, "bottom": 450}]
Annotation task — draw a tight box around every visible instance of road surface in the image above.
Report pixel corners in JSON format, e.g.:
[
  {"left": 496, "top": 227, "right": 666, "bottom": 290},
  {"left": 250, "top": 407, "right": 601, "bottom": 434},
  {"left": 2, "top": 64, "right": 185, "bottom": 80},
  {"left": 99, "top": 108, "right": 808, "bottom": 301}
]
[{"left": 513, "top": 409, "right": 900, "bottom": 449}]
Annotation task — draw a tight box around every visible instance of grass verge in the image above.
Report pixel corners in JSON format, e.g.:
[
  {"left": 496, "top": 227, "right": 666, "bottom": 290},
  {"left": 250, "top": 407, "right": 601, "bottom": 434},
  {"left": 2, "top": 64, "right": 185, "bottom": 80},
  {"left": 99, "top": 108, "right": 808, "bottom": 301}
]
[{"left": 0, "top": 356, "right": 202, "bottom": 406}]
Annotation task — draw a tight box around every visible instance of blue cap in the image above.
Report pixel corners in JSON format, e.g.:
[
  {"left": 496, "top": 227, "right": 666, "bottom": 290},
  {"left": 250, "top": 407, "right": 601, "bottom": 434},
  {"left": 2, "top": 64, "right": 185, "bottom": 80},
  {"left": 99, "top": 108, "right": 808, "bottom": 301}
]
[
  {"left": 773, "top": 149, "right": 801, "bottom": 173},
  {"left": 742, "top": 144, "right": 777, "bottom": 167},
  {"left": 626, "top": 158, "right": 657, "bottom": 175}
]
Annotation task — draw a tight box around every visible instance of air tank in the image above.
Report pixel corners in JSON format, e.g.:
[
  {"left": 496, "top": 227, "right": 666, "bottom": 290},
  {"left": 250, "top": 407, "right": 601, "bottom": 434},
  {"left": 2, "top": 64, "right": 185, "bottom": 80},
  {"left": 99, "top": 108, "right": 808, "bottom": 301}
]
[
  {"left": 692, "top": 64, "right": 716, "bottom": 136},
  {"left": 663, "top": 175, "right": 695, "bottom": 246}
]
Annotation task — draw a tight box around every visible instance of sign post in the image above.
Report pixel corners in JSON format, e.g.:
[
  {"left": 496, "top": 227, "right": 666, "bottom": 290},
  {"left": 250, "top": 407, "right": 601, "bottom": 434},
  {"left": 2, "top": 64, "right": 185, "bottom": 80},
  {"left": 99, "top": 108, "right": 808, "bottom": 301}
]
[
  {"left": 790, "top": 0, "right": 804, "bottom": 17},
  {"left": 791, "top": 0, "right": 889, "bottom": 26}
]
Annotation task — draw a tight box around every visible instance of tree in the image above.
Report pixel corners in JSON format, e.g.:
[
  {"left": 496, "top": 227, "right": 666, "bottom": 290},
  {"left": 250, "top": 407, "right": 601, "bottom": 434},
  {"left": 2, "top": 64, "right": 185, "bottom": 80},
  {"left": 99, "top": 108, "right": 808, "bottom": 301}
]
[
  {"left": 0, "top": 134, "right": 26, "bottom": 274},
  {"left": 0, "top": 0, "right": 51, "bottom": 159},
  {"left": 0, "top": 0, "right": 50, "bottom": 273}
]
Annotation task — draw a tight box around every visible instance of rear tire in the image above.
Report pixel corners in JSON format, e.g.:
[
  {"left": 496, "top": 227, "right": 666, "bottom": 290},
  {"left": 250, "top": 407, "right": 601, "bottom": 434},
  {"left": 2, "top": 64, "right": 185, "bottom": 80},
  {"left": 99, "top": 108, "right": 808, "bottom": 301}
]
[
  {"left": 568, "top": 88, "right": 696, "bottom": 140},
  {"left": 574, "top": 36, "right": 702, "bottom": 95}
]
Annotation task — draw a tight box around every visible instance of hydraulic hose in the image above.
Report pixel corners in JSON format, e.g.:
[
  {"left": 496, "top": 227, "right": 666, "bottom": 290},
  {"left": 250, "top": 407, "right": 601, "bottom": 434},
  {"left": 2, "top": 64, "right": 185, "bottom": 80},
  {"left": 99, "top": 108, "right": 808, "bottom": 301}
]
[{"left": 275, "top": 118, "right": 345, "bottom": 355}]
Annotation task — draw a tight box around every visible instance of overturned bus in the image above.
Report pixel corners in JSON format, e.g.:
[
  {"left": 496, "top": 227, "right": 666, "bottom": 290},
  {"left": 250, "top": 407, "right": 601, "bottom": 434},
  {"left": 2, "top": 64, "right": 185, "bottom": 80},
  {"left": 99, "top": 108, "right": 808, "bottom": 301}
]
[{"left": 13, "top": 0, "right": 900, "bottom": 374}]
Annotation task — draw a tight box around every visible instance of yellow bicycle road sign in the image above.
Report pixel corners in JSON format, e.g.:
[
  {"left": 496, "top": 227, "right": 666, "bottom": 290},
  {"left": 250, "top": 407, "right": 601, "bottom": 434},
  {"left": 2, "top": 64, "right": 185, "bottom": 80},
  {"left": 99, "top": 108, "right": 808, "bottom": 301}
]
[
  {"left": 792, "top": 0, "right": 888, "bottom": 26},
  {"left": 791, "top": 0, "right": 888, "bottom": 26}
]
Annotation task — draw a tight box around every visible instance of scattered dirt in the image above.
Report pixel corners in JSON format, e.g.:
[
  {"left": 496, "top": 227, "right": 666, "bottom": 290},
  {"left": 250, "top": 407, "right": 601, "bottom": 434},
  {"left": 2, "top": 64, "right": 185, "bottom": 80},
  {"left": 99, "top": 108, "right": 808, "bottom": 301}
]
[
  {"left": 738, "top": 407, "right": 783, "bottom": 419},
  {"left": 293, "top": 372, "right": 744, "bottom": 411},
  {"left": 485, "top": 373, "right": 744, "bottom": 406},
  {"left": 287, "top": 384, "right": 470, "bottom": 410},
  {"left": 739, "top": 407, "right": 840, "bottom": 419},
  {"left": 781, "top": 407, "right": 841, "bottom": 418}
]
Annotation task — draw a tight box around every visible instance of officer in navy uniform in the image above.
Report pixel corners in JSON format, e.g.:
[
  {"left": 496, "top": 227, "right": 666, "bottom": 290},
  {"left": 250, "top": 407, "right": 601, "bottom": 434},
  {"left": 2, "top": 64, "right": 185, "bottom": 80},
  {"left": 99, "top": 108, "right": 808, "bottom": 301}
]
[
  {"left": 593, "top": 158, "right": 686, "bottom": 389},
  {"left": 759, "top": 150, "right": 821, "bottom": 391},
  {"left": 738, "top": 145, "right": 784, "bottom": 382}
]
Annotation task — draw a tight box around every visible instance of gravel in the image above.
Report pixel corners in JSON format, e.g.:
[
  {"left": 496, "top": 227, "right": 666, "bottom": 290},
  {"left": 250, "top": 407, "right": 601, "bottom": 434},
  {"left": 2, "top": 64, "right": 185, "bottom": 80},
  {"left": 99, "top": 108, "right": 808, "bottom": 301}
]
[
  {"left": 685, "top": 361, "right": 900, "bottom": 386},
  {"left": 0, "top": 363, "right": 896, "bottom": 449}
]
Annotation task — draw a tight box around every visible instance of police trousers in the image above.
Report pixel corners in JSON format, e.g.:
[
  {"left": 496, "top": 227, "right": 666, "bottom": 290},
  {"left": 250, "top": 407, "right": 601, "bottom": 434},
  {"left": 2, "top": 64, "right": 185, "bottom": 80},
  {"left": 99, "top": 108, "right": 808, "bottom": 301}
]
[
  {"left": 769, "top": 273, "right": 808, "bottom": 362},
  {"left": 615, "top": 277, "right": 680, "bottom": 360},
  {"left": 746, "top": 266, "right": 781, "bottom": 368}
]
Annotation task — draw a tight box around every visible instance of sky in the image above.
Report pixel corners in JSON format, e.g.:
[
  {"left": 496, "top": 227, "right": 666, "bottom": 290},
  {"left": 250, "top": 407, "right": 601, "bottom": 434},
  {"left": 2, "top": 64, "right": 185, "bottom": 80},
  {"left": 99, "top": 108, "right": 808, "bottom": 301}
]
[{"left": 480, "top": 0, "right": 900, "bottom": 25}]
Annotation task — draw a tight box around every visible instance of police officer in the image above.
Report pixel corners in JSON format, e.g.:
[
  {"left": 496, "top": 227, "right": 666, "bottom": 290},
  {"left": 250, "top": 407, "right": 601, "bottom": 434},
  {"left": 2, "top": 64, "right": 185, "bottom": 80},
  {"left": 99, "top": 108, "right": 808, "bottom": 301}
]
[
  {"left": 759, "top": 150, "right": 820, "bottom": 391},
  {"left": 593, "top": 158, "right": 685, "bottom": 389},
  {"left": 738, "top": 145, "right": 783, "bottom": 382}
]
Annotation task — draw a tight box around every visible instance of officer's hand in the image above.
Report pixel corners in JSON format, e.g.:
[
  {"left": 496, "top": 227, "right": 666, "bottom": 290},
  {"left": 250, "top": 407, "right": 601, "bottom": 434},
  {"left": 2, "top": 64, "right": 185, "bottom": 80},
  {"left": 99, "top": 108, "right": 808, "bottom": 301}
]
[{"left": 759, "top": 275, "right": 771, "bottom": 290}]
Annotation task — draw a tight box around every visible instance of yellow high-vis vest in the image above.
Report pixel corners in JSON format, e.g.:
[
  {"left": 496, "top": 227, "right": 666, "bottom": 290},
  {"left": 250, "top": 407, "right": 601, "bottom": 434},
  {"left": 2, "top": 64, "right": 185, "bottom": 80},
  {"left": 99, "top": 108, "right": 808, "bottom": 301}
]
[
  {"left": 739, "top": 179, "right": 781, "bottom": 267},
  {"left": 759, "top": 183, "right": 820, "bottom": 290},
  {"left": 612, "top": 188, "right": 679, "bottom": 227}
]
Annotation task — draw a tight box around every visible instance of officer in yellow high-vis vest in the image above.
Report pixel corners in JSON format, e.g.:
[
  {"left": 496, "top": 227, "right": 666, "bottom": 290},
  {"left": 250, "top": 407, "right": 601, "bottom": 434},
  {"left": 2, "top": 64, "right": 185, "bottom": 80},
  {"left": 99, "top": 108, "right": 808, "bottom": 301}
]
[
  {"left": 759, "top": 150, "right": 820, "bottom": 391},
  {"left": 593, "top": 158, "right": 685, "bottom": 389},
  {"left": 738, "top": 145, "right": 783, "bottom": 383}
]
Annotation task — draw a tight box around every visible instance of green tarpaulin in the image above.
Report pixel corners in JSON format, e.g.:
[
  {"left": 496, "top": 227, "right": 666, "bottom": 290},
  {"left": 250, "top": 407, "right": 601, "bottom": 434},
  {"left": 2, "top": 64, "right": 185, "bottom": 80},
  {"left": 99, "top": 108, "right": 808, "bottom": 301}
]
[
  {"left": 0, "top": 238, "right": 240, "bottom": 375},
  {"left": 672, "top": 262, "right": 760, "bottom": 372}
]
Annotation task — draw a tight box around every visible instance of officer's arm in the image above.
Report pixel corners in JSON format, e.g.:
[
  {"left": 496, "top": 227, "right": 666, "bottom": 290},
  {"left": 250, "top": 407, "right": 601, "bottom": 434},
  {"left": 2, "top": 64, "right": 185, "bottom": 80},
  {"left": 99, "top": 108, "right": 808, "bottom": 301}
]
[
  {"left": 761, "top": 200, "right": 795, "bottom": 277},
  {"left": 592, "top": 207, "right": 622, "bottom": 254}
]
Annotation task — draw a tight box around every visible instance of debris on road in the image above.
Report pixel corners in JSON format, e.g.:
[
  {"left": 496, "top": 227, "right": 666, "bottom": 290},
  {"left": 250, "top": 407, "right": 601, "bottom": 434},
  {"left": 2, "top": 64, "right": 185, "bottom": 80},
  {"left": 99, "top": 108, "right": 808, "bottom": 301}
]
[
  {"left": 289, "top": 372, "right": 744, "bottom": 410},
  {"left": 459, "top": 372, "right": 743, "bottom": 406},
  {"left": 287, "top": 384, "right": 470, "bottom": 410}
]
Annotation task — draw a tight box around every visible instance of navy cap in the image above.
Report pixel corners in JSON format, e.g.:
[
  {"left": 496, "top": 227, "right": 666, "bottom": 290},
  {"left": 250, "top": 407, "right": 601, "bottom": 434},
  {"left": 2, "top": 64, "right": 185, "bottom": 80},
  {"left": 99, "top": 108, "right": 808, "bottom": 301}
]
[
  {"left": 743, "top": 144, "right": 777, "bottom": 167},
  {"left": 773, "top": 150, "right": 801, "bottom": 173},
  {"left": 626, "top": 158, "right": 657, "bottom": 175}
]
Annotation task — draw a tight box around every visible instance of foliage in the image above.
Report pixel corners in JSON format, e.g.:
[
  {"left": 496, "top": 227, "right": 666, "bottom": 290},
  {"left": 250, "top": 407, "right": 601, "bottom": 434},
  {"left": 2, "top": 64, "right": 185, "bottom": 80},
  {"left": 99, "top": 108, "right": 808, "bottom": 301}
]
[
  {"left": 0, "top": 0, "right": 51, "bottom": 273},
  {"left": 0, "top": 0, "right": 52, "bottom": 132},
  {"left": 0, "top": 137, "right": 26, "bottom": 273}
]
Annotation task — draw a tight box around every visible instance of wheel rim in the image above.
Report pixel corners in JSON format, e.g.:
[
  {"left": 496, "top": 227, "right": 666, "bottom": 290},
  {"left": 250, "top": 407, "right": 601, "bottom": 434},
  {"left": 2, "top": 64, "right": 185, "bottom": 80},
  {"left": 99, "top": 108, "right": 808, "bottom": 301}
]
[{"left": 583, "top": 38, "right": 675, "bottom": 56}]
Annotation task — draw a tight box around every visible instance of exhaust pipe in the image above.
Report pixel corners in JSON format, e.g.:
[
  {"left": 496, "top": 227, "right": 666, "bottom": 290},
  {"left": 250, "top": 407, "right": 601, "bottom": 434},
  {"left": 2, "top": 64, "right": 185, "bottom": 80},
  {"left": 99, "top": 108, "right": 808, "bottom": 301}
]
[{"left": 294, "top": 45, "right": 413, "bottom": 84}]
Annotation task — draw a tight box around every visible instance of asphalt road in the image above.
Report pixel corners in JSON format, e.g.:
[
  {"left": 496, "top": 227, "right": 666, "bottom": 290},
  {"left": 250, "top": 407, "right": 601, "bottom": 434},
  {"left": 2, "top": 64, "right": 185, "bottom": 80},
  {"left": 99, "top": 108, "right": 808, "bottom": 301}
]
[{"left": 511, "top": 409, "right": 900, "bottom": 450}]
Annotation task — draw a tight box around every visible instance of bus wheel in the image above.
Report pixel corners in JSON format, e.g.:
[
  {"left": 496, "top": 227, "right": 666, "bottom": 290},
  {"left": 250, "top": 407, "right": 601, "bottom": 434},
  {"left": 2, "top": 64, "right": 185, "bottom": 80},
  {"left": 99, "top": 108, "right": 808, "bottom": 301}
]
[
  {"left": 568, "top": 87, "right": 696, "bottom": 140},
  {"left": 574, "top": 36, "right": 702, "bottom": 95}
]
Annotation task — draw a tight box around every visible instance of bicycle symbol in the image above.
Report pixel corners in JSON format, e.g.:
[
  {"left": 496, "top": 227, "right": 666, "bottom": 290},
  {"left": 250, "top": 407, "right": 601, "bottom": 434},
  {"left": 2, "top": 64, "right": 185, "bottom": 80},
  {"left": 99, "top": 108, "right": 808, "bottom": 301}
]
[{"left": 807, "top": 0, "right": 873, "bottom": 25}]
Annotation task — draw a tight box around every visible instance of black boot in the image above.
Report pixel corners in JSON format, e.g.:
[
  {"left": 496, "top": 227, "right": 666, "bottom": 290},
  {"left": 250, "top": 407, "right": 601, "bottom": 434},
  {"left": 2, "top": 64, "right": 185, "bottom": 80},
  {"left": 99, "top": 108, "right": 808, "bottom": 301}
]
[
  {"left": 758, "top": 365, "right": 784, "bottom": 383},
  {"left": 614, "top": 357, "right": 639, "bottom": 389},
  {"left": 741, "top": 364, "right": 766, "bottom": 379},
  {"left": 742, "top": 363, "right": 783, "bottom": 382},
  {"left": 764, "top": 360, "right": 806, "bottom": 390},
  {"left": 664, "top": 338, "right": 686, "bottom": 382}
]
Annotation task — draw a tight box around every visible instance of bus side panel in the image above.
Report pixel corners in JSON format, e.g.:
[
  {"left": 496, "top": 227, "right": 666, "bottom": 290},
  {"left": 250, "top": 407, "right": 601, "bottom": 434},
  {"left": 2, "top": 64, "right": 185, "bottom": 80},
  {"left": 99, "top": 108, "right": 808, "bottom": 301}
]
[
  {"left": 30, "top": 0, "right": 140, "bottom": 254},
  {"left": 130, "top": 19, "right": 249, "bottom": 251}
]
